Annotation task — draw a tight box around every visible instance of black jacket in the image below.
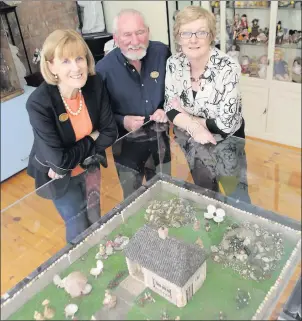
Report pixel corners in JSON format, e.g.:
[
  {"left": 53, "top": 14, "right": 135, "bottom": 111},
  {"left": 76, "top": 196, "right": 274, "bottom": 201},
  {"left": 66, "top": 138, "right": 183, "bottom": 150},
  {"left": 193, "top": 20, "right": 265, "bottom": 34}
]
[{"left": 26, "top": 74, "right": 117, "bottom": 199}]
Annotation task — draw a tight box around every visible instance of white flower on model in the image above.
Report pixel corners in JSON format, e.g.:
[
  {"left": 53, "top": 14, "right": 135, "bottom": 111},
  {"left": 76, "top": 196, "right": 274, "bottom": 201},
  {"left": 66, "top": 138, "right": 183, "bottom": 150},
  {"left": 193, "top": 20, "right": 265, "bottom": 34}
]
[{"left": 204, "top": 205, "right": 226, "bottom": 223}]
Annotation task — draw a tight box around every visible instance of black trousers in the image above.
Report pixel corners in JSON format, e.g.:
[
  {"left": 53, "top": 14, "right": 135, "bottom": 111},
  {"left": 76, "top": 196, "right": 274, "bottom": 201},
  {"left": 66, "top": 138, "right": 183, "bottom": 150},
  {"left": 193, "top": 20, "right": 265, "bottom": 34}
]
[{"left": 112, "top": 132, "right": 171, "bottom": 199}]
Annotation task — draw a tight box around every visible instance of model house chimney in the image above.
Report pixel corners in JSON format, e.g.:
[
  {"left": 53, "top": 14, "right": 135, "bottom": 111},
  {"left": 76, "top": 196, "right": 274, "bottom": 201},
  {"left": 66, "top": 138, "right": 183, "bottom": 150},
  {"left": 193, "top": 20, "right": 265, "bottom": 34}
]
[{"left": 158, "top": 226, "right": 168, "bottom": 240}]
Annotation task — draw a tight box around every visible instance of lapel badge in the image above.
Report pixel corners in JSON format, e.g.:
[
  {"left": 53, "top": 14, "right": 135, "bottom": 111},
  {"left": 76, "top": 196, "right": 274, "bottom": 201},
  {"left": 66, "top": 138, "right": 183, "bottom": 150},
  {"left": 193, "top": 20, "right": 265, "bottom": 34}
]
[
  {"left": 150, "top": 71, "right": 159, "bottom": 79},
  {"left": 59, "top": 113, "right": 69, "bottom": 122}
]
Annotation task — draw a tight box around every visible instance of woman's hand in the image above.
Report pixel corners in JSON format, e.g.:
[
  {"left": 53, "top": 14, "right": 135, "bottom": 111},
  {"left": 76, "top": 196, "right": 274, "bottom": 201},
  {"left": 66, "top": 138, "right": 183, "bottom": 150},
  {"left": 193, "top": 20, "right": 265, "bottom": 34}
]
[
  {"left": 89, "top": 130, "right": 100, "bottom": 141},
  {"left": 48, "top": 168, "right": 65, "bottom": 179},
  {"left": 192, "top": 125, "right": 217, "bottom": 145},
  {"left": 150, "top": 109, "right": 168, "bottom": 123}
]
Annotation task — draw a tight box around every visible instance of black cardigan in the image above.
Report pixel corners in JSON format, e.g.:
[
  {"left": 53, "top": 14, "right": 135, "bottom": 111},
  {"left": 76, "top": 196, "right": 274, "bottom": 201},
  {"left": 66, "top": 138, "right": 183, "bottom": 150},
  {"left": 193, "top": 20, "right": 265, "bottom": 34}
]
[{"left": 26, "top": 74, "right": 117, "bottom": 199}]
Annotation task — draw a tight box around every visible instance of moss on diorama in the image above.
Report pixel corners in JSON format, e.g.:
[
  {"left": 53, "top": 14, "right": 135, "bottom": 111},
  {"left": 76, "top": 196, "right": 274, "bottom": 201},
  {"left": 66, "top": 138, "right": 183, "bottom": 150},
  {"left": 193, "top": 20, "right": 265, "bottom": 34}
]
[{"left": 8, "top": 193, "right": 297, "bottom": 321}]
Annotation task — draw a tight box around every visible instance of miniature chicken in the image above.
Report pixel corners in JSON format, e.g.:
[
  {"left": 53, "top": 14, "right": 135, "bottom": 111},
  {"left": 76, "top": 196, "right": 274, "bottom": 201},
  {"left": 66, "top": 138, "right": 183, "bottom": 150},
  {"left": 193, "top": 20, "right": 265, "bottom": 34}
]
[
  {"left": 90, "top": 260, "right": 104, "bottom": 278},
  {"left": 205, "top": 222, "right": 211, "bottom": 232},
  {"left": 195, "top": 237, "right": 204, "bottom": 248},
  {"left": 42, "top": 299, "right": 55, "bottom": 319},
  {"left": 34, "top": 311, "right": 44, "bottom": 321},
  {"left": 103, "top": 289, "right": 117, "bottom": 309},
  {"left": 64, "top": 304, "right": 78, "bottom": 319},
  {"left": 193, "top": 220, "right": 201, "bottom": 231}
]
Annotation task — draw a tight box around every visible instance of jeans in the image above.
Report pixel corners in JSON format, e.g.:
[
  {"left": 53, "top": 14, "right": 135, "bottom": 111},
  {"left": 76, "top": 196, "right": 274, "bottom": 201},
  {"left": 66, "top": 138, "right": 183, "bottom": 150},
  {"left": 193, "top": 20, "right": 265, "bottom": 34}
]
[{"left": 53, "top": 171, "right": 100, "bottom": 243}]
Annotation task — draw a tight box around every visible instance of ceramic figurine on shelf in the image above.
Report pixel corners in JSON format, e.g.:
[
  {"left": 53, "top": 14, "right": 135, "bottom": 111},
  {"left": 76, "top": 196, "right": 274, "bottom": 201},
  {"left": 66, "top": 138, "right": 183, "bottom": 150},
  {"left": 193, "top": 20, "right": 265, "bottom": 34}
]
[
  {"left": 276, "top": 21, "right": 284, "bottom": 45},
  {"left": 296, "top": 31, "right": 302, "bottom": 48},
  {"left": 241, "top": 55, "right": 250, "bottom": 76},
  {"left": 273, "top": 49, "right": 289, "bottom": 81},
  {"left": 233, "top": 14, "right": 241, "bottom": 40},
  {"left": 240, "top": 14, "right": 248, "bottom": 29},
  {"left": 282, "top": 29, "right": 290, "bottom": 45},
  {"left": 257, "top": 29, "right": 268, "bottom": 43},
  {"left": 278, "top": 0, "right": 291, "bottom": 7},
  {"left": 249, "top": 19, "right": 260, "bottom": 43},
  {"left": 292, "top": 57, "right": 301, "bottom": 83},
  {"left": 227, "top": 44, "right": 240, "bottom": 64},
  {"left": 249, "top": 59, "right": 259, "bottom": 78},
  {"left": 258, "top": 55, "right": 268, "bottom": 79}
]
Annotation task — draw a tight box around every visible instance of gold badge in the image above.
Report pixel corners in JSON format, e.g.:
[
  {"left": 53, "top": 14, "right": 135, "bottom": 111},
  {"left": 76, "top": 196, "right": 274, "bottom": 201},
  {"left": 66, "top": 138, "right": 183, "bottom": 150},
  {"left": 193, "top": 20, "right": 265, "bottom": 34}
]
[
  {"left": 150, "top": 71, "right": 159, "bottom": 79},
  {"left": 59, "top": 113, "right": 69, "bottom": 122}
]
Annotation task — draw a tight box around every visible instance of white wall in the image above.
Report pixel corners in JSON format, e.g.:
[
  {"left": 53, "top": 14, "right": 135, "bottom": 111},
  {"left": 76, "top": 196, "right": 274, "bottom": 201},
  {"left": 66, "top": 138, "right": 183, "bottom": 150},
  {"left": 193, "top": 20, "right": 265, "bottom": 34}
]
[{"left": 102, "top": 0, "right": 169, "bottom": 45}]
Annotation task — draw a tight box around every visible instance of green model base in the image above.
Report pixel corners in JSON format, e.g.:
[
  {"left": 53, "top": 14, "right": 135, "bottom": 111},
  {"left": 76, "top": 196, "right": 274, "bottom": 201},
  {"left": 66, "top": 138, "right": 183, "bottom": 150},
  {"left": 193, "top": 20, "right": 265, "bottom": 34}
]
[{"left": 8, "top": 192, "right": 295, "bottom": 320}]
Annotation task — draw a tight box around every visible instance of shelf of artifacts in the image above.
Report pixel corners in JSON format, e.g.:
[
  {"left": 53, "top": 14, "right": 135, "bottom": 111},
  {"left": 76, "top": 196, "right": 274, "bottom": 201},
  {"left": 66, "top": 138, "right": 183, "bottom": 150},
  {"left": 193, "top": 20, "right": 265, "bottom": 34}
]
[{"left": 1, "top": 178, "right": 301, "bottom": 321}]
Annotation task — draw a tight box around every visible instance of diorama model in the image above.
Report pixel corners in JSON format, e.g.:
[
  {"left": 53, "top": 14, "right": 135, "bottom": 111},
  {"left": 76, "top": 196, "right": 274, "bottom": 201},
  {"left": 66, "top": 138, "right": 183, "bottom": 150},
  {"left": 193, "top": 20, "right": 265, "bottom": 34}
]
[{"left": 1, "top": 181, "right": 301, "bottom": 321}]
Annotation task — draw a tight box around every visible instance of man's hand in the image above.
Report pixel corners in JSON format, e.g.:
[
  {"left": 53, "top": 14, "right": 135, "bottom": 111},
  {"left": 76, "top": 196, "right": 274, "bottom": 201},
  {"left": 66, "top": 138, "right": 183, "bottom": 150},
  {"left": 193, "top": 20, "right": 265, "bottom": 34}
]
[
  {"left": 193, "top": 126, "right": 217, "bottom": 145},
  {"left": 123, "top": 115, "right": 145, "bottom": 132},
  {"left": 150, "top": 109, "right": 168, "bottom": 123},
  {"left": 48, "top": 168, "right": 65, "bottom": 180}
]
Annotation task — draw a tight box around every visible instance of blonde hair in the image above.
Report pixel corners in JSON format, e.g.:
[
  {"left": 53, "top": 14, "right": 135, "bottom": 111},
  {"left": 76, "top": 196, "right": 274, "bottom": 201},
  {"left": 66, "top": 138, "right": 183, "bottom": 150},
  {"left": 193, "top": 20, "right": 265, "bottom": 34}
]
[
  {"left": 173, "top": 6, "right": 216, "bottom": 51},
  {"left": 40, "top": 29, "right": 95, "bottom": 85}
]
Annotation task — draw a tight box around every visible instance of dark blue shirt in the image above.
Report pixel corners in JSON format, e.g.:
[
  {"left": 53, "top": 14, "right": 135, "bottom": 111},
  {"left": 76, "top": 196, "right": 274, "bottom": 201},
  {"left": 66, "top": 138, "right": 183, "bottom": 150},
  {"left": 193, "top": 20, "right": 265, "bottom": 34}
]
[{"left": 95, "top": 41, "right": 171, "bottom": 136}]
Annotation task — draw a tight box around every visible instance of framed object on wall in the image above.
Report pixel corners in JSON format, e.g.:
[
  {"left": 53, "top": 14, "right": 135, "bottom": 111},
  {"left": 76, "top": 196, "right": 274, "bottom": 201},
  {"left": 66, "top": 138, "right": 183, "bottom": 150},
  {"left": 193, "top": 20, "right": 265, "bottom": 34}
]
[{"left": 0, "top": 23, "right": 23, "bottom": 102}]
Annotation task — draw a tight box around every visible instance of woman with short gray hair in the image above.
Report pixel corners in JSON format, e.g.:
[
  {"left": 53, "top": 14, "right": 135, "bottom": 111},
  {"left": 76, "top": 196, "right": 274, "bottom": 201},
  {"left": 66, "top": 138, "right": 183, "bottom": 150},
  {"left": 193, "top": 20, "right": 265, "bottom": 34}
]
[
  {"left": 164, "top": 6, "right": 249, "bottom": 202},
  {"left": 164, "top": 6, "right": 245, "bottom": 144}
]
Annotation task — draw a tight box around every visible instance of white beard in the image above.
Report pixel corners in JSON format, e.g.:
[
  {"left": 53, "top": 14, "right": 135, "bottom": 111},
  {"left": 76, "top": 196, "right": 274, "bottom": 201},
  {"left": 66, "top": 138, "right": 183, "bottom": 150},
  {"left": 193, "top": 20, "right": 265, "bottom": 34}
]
[{"left": 123, "top": 49, "right": 147, "bottom": 61}]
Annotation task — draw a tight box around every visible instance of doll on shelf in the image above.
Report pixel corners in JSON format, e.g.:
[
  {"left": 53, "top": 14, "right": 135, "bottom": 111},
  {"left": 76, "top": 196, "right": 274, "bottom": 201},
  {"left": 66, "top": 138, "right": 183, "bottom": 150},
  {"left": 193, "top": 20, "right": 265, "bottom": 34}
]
[
  {"left": 233, "top": 14, "right": 241, "bottom": 39},
  {"left": 241, "top": 55, "right": 250, "bottom": 76},
  {"left": 276, "top": 21, "right": 285, "bottom": 45},
  {"left": 249, "top": 19, "right": 260, "bottom": 43},
  {"left": 240, "top": 14, "right": 248, "bottom": 29},
  {"left": 258, "top": 55, "right": 268, "bottom": 79},
  {"left": 249, "top": 59, "right": 259, "bottom": 78},
  {"left": 227, "top": 44, "right": 240, "bottom": 64},
  {"left": 273, "top": 49, "right": 289, "bottom": 81},
  {"left": 292, "top": 57, "right": 301, "bottom": 83}
]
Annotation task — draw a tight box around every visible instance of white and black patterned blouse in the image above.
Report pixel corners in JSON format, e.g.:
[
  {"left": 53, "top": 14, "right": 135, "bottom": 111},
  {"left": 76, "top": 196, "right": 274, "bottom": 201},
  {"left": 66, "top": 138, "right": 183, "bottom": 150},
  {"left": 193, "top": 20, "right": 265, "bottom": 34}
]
[{"left": 164, "top": 47, "right": 244, "bottom": 139}]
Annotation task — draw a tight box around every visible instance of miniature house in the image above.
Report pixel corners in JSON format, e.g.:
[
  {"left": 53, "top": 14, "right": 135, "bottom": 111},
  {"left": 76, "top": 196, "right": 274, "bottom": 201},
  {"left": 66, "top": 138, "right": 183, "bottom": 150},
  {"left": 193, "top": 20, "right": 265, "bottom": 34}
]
[{"left": 124, "top": 225, "right": 207, "bottom": 307}]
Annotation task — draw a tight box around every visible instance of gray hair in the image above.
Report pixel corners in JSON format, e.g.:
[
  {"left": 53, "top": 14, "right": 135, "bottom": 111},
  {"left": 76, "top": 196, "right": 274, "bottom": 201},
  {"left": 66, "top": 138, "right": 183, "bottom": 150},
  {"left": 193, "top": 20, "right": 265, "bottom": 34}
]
[{"left": 112, "top": 9, "right": 148, "bottom": 34}]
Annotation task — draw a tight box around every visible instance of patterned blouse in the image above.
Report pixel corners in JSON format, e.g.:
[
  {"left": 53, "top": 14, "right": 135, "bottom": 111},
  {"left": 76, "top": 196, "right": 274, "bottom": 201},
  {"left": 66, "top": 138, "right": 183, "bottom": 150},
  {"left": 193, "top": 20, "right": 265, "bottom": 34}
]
[{"left": 164, "top": 47, "right": 243, "bottom": 138}]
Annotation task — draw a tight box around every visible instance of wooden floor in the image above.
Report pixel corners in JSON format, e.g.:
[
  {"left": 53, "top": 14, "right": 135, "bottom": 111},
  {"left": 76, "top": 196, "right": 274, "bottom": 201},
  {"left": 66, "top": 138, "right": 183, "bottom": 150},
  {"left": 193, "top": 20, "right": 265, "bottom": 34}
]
[{"left": 1, "top": 136, "right": 301, "bottom": 319}]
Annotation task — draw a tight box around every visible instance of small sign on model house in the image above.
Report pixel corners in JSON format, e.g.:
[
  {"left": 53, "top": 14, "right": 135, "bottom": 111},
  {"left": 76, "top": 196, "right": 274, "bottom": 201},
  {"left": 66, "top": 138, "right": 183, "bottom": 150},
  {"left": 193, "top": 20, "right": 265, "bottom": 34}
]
[{"left": 124, "top": 225, "right": 208, "bottom": 307}]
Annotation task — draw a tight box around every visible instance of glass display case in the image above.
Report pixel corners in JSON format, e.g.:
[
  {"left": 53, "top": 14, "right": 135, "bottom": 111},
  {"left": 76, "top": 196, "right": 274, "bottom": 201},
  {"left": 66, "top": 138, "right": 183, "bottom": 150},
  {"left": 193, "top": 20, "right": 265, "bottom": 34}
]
[
  {"left": 225, "top": 1, "right": 271, "bottom": 79},
  {"left": 1, "top": 122, "right": 301, "bottom": 320},
  {"left": 274, "top": 1, "right": 301, "bottom": 83},
  {"left": 216, "top": 0, "right": 302, "bottom": 82}
]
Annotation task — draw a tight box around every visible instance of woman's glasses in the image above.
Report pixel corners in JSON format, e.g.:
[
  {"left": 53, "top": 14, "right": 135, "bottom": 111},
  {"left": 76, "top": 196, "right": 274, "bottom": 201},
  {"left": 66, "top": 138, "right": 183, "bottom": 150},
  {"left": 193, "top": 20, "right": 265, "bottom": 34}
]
[{"left": 179, "top": 31, "right": 209, "bottom": 39}]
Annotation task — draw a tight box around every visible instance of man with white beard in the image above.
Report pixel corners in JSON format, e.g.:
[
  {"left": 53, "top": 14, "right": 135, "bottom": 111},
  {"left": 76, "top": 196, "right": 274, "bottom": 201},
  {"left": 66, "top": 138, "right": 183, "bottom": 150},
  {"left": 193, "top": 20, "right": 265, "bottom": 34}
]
[{"left": 96, "top": 9, "right": 171, "bottom": 198}]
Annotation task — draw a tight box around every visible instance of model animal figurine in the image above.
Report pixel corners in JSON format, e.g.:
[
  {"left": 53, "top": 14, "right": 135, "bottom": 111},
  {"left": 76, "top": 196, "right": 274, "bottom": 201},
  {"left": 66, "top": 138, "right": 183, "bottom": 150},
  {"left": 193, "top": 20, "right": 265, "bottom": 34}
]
[
  {"left": 103, "top": 289, "right": 117, "bottom": 309},
  {"left": 53, "top": 272, "right": 92, "bottom": 298},
  {"left": 90, "top": 260, "right": 104, "bottom": 278}
]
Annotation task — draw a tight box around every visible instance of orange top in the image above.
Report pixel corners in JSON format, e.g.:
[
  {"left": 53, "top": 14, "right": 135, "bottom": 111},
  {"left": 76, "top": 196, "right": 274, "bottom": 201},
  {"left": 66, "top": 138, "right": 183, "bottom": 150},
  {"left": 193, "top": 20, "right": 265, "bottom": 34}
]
[{"left": 64, "top": 92, "right": 93, "bottom": 177}]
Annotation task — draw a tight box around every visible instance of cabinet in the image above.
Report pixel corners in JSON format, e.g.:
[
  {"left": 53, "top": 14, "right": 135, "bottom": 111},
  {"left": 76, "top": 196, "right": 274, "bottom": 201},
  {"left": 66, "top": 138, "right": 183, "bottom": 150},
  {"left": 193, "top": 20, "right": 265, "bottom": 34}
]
[
  {"left": 1, "top": 85, "right": 36, "bottom": 182},
  {"left": 210, "top": 0, "right": 301, "bottom": 147}
]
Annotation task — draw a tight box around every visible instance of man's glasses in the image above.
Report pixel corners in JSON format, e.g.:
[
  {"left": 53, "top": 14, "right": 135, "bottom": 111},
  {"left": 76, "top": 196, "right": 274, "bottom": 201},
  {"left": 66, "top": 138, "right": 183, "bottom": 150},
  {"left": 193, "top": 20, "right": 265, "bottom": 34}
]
[{"left": 179, "top": 31, "right": 210, "bottom": 39}]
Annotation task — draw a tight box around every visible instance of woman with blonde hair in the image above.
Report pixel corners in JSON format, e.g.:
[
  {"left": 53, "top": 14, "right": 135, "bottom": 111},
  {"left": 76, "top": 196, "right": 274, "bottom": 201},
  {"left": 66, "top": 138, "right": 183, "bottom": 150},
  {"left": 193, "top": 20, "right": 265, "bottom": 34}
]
[
  {"left": 26, "top": 29, "right": 117, "bottom": 243},
  {"left": 164, "top": 6, "right": 249, "bottom": 202}
]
